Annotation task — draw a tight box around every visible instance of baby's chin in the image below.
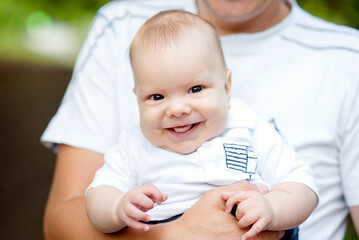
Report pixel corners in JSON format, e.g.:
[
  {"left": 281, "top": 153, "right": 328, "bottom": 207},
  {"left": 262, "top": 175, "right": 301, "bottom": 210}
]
[
  {"left": 161, "top": 143, "right": 200, "bottom": 155},
  {"left": 159, "top": 135, "right": 220, "bottom": 155}
]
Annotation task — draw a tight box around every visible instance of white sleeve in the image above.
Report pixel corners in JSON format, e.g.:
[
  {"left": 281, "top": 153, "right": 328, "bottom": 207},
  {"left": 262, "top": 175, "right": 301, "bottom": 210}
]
[
  {"left": 40, "top": 8, "right": 120, "bottom": 154},
  {"left": 86, "top": 133, "right": 136, "bottom": 195},
  {"left": 254, "top": 119, "right": 318, "bottom": 196},
  {"left": 339, "top": 76, "right": 359, "bottom": 207}
]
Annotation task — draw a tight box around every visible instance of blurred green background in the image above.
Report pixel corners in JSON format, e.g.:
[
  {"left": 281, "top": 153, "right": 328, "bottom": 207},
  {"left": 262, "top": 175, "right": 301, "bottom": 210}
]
[
  {"left": 0, "top": 0, "right": 359, "bottom": 66},
  {"left": 0, "top": 0, "right": 358, "bottom": 239},
  {"left": 0, "top": 0, "right": 111, "bottom": 66}
]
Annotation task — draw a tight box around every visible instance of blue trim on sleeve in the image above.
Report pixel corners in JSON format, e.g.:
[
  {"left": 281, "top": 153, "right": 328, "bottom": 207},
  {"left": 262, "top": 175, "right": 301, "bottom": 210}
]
[
  {"left": 77, "top": 1, "right": 190, "bottom": 75},
  {"left": 294, "top": 23, "right": 359, "bottom": 38},
  {"left": 76, "top": 12, "right": 149, "bottom": 75},
  {"left": 281, "top": 35, "right": 359, "bottom": 55}
]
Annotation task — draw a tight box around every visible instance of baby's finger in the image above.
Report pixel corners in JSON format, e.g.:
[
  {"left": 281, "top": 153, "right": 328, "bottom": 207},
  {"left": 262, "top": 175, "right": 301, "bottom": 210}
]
[
  {"left": 235, "top": 200, "right": 251, "bottom": 220},
  {"left": 124, "top": 203, "right": 151, "bottom": 222},
  {"left": 237, "top": 210, "right": 258, "bottom": 229},
  {"left": 142, "top": 184, "right": 167, "bottom": 205},
  {"left": 225, "top": 192, "right": 248, "bottom": 213},
  {"left": 161, "top": 193, "right": 168, "bottom": 203},
  {"left": 241, "top": 218, "right": 267, "bottom": 240},
  {"left": 131, "top": 192, "right": 155, "bottom": 211},
  {"left": 124, "top": 216, "right": 150, "bottom": 231}
]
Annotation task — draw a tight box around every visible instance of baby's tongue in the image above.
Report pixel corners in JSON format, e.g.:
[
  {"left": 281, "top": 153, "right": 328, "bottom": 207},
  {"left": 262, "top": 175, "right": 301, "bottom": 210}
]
[{"left": 173, "top": 124, "right": 192, "bottom": 133}]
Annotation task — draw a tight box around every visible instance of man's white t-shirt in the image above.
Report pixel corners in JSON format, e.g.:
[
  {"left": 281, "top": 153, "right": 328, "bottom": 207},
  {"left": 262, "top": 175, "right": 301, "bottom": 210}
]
[
  {"left": 87, "top": 99, "right": 318, "bottom": 221},
  {"left": 41, "top": 1, "right": 359, "bottom": 239}
]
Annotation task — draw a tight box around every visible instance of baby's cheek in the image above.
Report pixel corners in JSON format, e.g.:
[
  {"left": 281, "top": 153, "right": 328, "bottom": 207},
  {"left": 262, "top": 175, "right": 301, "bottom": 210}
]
[{"left": 141, "top": 111, "right": 159, "bottom": 127}]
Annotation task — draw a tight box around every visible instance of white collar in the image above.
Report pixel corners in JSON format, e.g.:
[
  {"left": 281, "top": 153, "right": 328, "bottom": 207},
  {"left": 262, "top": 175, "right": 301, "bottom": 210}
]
[{"left": 215, "top": 1, "right": 295, "bottom": 55}]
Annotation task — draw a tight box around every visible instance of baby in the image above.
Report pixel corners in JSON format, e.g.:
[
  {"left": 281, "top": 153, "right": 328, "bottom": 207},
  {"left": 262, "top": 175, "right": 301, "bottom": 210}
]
[{"left": 86, "top": 10, "right": 318, "bottom": 240}]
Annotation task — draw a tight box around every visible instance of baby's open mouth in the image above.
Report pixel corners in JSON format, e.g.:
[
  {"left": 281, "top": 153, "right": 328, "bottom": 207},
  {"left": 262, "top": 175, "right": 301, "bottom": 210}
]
[{"left": 169, "top": 123, "right": 199, "bottom": 134}]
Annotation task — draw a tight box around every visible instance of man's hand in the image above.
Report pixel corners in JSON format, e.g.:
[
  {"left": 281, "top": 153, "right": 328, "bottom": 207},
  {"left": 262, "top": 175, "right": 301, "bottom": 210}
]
[{"left": 168, "top": 181, "right": 284, "bottom": 240}]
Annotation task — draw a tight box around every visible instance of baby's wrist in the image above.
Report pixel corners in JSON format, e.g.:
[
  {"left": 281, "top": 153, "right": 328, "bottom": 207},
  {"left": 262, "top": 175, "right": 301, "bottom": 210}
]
[
  {"left": 261, "top": 194, "right": 276, "bottom": 230},
  {"left": 114, "top": 197, "right": 127, "bottom": 227}
]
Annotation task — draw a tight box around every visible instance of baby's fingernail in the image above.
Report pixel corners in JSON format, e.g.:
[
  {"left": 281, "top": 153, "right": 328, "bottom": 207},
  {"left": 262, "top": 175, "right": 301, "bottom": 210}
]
[{"left": 144, "top": 225, "right": 149, "bottom": 231}]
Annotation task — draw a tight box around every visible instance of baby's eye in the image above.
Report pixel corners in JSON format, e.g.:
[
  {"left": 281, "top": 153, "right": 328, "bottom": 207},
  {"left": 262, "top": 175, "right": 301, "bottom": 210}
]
[
  {"left": 149, "top": 94, "right": 164, "bottom": 101},
  {"left": 189, "top": 85, "right": 203, "bottom": 94}
]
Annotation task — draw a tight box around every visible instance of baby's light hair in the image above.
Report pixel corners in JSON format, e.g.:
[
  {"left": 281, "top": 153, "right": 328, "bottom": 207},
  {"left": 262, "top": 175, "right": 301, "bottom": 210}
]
[{"left": 129, "top": 10, "right": 226, "bottom": 68}]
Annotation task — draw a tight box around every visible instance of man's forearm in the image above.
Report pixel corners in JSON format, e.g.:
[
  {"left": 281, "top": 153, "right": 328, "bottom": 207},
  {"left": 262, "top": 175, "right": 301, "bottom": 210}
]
[
  {"left": 44, "top": 196, "right": 115, "bottom": 240},
  {"left": 44, "top": 195, "right": 173, "bottom": 240},
  {"left": 44, "top": 145, "right": 175, "bottom": 240},
  {"left": 349, "top": 206, "right": 359, "bottom": 236}
]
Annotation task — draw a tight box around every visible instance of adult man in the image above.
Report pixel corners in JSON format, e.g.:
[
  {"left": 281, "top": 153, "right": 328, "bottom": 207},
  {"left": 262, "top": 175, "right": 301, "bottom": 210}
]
[{"left": 42, "top": 0, "right": 359, "bottom": 239}]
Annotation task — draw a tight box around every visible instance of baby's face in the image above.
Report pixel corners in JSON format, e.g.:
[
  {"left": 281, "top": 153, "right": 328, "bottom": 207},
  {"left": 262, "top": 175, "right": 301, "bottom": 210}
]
[{"left": 133, "top": 35, "right": 231, "bottom": 154}]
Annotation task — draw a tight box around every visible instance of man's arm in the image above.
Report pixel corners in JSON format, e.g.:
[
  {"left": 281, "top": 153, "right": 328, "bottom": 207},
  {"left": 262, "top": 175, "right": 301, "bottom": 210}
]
[
  {"left": 350, "top": 206, "right": 359, "bottom": 236},
  {"left": 43, "top": 145, "right": 283, "bottom": 240},
  {"left": 43, "top": 144, "right": 109, "bottom": 239},
  {"left": 44, "top": 145, "right": 173, "bottom": 239}
]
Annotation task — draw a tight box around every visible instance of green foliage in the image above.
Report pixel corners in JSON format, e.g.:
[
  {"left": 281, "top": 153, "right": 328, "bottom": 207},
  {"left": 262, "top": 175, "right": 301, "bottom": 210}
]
[
  {"left": 344, "top": 217, "right": 359, "bottom": 240},
  {"left": 297, "top": 0, "right": 359, "bottom": 28},
  {"left": 0, "top": 0, "right": 110, "bottom": 25}
]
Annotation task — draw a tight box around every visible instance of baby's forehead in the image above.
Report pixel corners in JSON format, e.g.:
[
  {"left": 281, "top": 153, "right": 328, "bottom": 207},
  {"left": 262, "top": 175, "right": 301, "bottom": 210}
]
[
  {"left": 135, "top": 38, "right": 224, "bottom": 73},
  {"left": 131, "top": 10, "right": 226, "bottom": 75},
  {"left": 140, "top": 28, "right": 222, "bottom": 62},
  {"left": 140, "top": 21, "right": 217, "bottom": 51}
]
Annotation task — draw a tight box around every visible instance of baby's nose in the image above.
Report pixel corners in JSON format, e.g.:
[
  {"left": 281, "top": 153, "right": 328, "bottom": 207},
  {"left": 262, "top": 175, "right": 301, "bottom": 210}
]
[{"left": 166, "top": 101, "right": 191, "bottom": 117}]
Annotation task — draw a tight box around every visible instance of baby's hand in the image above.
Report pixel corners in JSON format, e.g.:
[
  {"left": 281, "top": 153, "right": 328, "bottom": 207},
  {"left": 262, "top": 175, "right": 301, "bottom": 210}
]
[
  {"left": 221, "top": 190, "right": 275, "bottom": 240},
  {"left": 117, "top": 184, "right": 168, "bottom": 231}
]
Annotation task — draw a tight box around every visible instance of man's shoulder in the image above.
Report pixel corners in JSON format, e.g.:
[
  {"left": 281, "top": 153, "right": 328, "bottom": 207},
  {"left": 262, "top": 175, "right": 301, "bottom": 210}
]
[{"left": 284, "top": 4, "right": 359, "bottom": 53}]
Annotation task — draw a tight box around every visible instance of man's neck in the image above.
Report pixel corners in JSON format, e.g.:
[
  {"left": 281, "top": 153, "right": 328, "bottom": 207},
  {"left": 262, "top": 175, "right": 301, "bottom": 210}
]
[{"left": 197, "top": 0, "right": 291, "bottom": 36}]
